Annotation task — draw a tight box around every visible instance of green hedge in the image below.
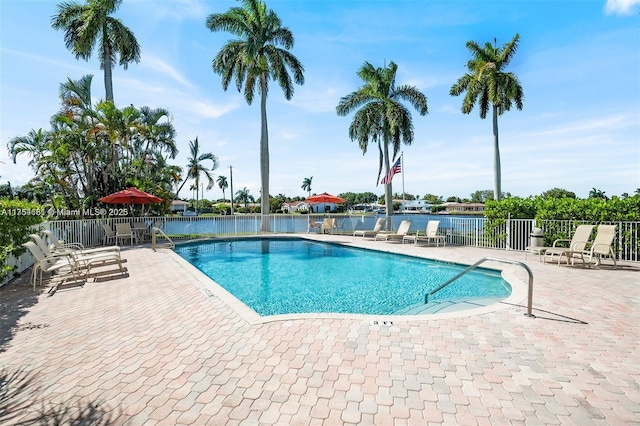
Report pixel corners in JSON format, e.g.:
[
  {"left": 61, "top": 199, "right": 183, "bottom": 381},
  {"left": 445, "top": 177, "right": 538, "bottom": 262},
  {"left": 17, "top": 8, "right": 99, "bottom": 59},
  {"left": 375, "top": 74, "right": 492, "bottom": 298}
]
[
  {"left": 485, "top": 196, "right": 640, "bottom": 255},
  {"left": 0, "top": 198, "right": 44, "bottom": 282}
]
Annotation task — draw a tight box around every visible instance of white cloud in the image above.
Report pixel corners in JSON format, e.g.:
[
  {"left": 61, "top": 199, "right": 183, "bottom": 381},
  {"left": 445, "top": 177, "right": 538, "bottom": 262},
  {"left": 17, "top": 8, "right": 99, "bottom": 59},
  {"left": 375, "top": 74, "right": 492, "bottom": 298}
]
[
  {"left": 604, "top": 0, "right": 640, "bottom": 15},
  {"left": 141, "top": 54, "right": 194, "bottom": 88}
]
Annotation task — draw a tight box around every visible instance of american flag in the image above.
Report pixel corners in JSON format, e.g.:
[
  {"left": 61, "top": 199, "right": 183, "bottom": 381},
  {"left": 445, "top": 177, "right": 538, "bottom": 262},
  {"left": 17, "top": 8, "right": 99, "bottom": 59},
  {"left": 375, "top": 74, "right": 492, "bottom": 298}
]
[{"left": 380, "top": 157, "right": 402, "bottom": 185}]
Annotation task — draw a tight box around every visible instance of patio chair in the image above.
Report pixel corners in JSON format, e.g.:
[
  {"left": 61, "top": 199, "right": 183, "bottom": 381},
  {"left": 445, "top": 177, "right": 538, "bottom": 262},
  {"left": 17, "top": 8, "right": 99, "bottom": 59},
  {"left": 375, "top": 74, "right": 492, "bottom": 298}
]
[
  {"left": 403, "top": 220, "right": 446, "bottom": 246},
  {"left": 33, "top": 233, "right": 125, "bottom": 282},
  {"left": 584, "top": 225, "right": 617, "bottom": 268},
  {"left": 102, "top": 223, "right": 117, "bottom": 246},
  {"left": 31, "top": 233, "right": 123, "bottom": 268},
  {"left": 132, "top": 221, "right": 149, "bottom": 241},
  {"left": 307, "top": 218, "right": 321, "bottom": 234},
  {"left": 353, "top": 218, "right": 385, "bottom": 238},
  {"left": 542, "top": 224, "right": 594, "bottom": 266},
  {"left": 375, "top": 220, "right": 412, "bottom": 242},
  {"left": 115, "top": 223, "right": 138, "bottom": 246},
  {"left": 44, "top": 230, "right": 121, "bottom": 256},
  {"left": 22, "top": 241, "right": 82, "bottom": 290},
  {"left": 321, "top": 218, "right": 337, "bottom": 234}
]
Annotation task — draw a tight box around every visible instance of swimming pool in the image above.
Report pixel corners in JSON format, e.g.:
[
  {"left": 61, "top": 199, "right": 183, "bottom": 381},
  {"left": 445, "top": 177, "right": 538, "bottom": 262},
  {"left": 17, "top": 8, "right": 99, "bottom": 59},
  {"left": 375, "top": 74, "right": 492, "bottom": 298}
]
[{"left": 175, "top": 238, "right": 511, "bottom": 316}]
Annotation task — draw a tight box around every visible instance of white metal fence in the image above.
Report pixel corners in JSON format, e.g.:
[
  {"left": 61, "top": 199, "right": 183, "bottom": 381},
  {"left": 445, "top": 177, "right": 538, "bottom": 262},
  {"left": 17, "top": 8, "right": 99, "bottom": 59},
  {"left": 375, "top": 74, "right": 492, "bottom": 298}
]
[{"left": 3, "top": 214, "right": 638, "bottom": 287}]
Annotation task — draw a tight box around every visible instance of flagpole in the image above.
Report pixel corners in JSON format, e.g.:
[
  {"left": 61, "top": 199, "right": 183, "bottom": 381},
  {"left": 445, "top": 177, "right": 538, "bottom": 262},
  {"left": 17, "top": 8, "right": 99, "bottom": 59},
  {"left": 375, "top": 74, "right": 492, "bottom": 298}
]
[{"left": 401, "top": 152, "right": 405, "bottom": 203}]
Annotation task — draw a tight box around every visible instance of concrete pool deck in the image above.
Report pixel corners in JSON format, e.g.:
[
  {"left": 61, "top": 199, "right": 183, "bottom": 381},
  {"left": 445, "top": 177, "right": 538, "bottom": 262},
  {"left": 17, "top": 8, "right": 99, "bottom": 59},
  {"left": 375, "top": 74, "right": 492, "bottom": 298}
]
[{"left": 1, "top": 235, "right": 638, "bottom": 425}]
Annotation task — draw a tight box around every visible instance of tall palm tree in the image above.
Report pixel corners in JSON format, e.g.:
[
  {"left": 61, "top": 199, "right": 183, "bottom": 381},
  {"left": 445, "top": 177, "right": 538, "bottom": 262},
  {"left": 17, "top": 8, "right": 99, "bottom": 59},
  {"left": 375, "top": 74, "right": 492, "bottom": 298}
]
[
  {"left": 336, "top": 61, "right": 428, "bottom": 221},
  {"left": 217, "top": 175, "right": 229, "bottom": 201},
  {"left": 174, "top": 138, "right": 219, "bottom": 213},
  {"left": 51, "top": 0, "right": 141, "bottom": 102},
  {"left": 206, "top": 0, "right": 304, "bottom": 230},
  {"left": 450, "top": 34, "right": 523, "bottom": 201},
  {"left": 301, "top": 176, "right": 312, "bottom": 197}
]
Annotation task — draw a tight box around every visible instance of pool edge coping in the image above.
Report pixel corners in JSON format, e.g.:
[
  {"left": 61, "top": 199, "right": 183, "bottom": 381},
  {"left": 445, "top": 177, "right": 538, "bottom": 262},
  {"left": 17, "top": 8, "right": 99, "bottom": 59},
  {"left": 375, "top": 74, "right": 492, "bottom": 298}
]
[{"left": 166, "top": 236, "right": 529, "bottom": 325}]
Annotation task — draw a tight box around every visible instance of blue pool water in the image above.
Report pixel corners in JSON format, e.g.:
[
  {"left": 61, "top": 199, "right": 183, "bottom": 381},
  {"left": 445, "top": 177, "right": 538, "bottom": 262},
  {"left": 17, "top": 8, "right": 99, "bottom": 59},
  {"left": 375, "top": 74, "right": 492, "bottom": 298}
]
[{"left": 176, "top": 238, "right": 511, "bottom": 316}]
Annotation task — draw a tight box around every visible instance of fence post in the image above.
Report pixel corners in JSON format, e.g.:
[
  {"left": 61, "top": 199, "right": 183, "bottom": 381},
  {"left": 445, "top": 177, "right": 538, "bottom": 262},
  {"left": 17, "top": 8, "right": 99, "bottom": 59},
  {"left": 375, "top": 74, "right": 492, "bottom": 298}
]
[{"left": 506, "top": 213, "right": 511, "bottom": 251}]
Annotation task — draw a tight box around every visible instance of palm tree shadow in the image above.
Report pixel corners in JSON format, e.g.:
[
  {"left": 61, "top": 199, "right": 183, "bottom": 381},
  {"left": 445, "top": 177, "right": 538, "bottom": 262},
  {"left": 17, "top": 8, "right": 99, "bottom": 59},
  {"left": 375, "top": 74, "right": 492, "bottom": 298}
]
[
  {"left": 0, "top": 271, "right": 43, "bottom": 354},
  {"left": 0, "top": 367, "right": 118, "bottom": 425}
]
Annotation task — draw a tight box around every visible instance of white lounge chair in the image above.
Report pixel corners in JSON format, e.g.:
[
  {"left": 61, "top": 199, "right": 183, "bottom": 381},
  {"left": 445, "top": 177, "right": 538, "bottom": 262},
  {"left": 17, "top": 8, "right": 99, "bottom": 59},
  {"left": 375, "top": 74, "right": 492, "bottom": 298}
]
[
  {"left": 403, "top": 220, "right": 446, "bottom": 246},
  {"left": 375, "top": 220, "right": 412, "bottom": 242},
  {"left": 30, "top": 234, "right": 124, "bottom": 279},
  {"left": 542, "top": 224, "right": 594, "bottom": 266},
  {"left": 353, "top": 218, "right": 385, "bottom": 238},
  {"left": 22, "top": 241, "right": 82, "bottom": 290},
  {"left": 580, "top": 225, "right": 617, "bottom": 268},
  {"left": 44, "top": 230, "right": 121, "bottom": 256}
]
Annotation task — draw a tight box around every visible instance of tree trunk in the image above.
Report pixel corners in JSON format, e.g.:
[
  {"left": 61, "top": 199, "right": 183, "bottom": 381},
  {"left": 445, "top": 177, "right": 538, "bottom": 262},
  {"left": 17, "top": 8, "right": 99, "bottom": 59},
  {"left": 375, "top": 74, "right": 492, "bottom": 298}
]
[
  {"left": 103, "top": 25, "right": 114, "bottom": 102},
  {"left": 492, "top": 105, "right": 501, "bottom": 201},
  {"left": 259, "top": 74, "right": 271, "bottom": 232},
  {"left": 383, "top": 141, "right": 393, "bottom": 230}
]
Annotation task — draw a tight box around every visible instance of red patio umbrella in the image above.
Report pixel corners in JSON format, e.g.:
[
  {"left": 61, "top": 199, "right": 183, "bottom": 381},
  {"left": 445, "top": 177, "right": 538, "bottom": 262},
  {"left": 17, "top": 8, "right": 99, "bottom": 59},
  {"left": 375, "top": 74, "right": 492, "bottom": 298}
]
[
  {"left": 305, "top": 192, "right": 346, "bottom": 204},
  {"left": 98, "top": 187, "right": 162, "bottom": 205}
]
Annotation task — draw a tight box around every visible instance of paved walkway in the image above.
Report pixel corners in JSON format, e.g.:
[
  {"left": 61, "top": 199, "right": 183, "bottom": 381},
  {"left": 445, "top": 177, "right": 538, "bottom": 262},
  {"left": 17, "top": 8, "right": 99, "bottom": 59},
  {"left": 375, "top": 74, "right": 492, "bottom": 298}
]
[{"left": 1, "top": 235, "right": 638, "bottom": 425}]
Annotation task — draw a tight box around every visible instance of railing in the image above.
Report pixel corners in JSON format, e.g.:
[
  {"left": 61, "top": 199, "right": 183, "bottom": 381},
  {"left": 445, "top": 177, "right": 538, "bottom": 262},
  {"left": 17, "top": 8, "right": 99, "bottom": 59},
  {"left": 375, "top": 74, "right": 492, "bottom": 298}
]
[
  {"left": 151, "top": 227, "right": 174, "bottom": 251},
  {"left": 28, "top": 216, "right": 640, "bottom": 261},
  {"left": 3, "top": 215, "right": 638, "bottom": 287},
  {"left": 425, "top": 257, "right": 535, "bottom": 317}
]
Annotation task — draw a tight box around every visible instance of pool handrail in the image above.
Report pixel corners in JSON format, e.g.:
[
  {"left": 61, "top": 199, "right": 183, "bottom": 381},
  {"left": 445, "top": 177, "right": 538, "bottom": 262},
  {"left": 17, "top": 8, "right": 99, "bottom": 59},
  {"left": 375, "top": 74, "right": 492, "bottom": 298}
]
[
  {"left": 152, "top": 227, "right": 175, "bottom": 251},
  {"left": 425, "top": 257, "right": 534, "bottom": 317}
]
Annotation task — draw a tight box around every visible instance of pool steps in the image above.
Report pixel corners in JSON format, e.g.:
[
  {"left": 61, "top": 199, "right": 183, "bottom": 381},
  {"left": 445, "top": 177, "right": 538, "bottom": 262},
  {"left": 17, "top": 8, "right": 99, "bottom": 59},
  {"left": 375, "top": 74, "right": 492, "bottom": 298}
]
[{"left": 394, "top": 296, "right": 505, "bottom": 315}]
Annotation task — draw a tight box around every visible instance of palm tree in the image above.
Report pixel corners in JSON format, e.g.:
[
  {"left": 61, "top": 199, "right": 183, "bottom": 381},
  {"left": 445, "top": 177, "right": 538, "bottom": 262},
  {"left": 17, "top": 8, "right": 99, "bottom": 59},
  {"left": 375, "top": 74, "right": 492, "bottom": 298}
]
[
  {"left": 589, "top": 188, "right": 608, "bottom": 200},
  {"left": 206, "top": 0, "right": 304, "bottom": 230},
  {"left": 217, "top": 175, "right": 229, "bottom": 201},
  {"left": 235, "top": 187, "right": 254, "bottom": 213},
  {"left": 450, "top": 34, "right": 523, "bottom": 201},
  {"left": 336, "top": 61, "right": 428, "bottom": 221},
  {"left": 301, "top": 176, "right": 312, "bottom": 197},
  {"left": 174, "top": 138, "right": 219, "bottom": 213},
  {"left": 51, "top": 0, "right": 141, "bottom": 102}
]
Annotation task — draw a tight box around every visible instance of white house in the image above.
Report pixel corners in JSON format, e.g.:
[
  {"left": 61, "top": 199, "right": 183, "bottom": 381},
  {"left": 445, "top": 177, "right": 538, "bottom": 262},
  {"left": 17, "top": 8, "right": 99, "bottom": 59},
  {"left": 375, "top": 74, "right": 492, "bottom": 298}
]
[
  {"left": 397, "top": 199, "right": 433, "bottom": 213},
  {"left": 281, "top": 201, "right": 311, "bottom": 213},
  {"left": 170, "top": 199, "right": 189, "bottom": 214}
]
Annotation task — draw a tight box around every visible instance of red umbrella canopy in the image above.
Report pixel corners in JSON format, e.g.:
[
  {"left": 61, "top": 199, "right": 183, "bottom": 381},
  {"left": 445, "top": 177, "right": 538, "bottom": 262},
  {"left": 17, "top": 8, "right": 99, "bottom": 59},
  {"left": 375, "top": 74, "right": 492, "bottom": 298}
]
[
  {"left": 305, "top": 192, "right": 346, "bottom": 204},
  {"left": 98, "top": 187, "right": 163, "bottom": 205}
]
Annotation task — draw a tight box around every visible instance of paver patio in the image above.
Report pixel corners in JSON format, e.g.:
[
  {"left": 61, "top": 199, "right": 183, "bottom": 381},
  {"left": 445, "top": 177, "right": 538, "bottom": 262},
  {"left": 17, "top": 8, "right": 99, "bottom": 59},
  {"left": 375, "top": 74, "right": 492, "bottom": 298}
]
[{"left": 1, "top": 235, "right": 638, "bottom": 425}]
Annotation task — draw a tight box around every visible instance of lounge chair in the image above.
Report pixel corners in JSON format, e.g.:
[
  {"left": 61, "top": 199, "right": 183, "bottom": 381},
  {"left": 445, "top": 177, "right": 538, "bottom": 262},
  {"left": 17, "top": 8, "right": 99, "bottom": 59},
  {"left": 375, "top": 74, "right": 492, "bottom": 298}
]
[
  {"left": 44, "top": 230, "right": 121, "bottom": 256},
  {"left": 542, "top": 224, "right": 594, "bottom": 266},
  {"left": 22, "top": 241, "right": 82, "bottom": 290},
  {"left": 583, "top": 225, "right": 618, "bottom": 268},
  {"left": 375, "top": 220, "right": 412, "bottom": 242},
  {"left": 353, "top": 218, "right": 385, "bottom": 238},
  {"left": 30, "top": 234, "right": 124, "bottom": 279},
  {"left": 402, "top": 220, "right": 446, "bottom": 246},
  {"left": 115, "top": 223, "right": 138, "bottom": 246},
  {"left": 102, "top": 223, "right": 117, "bottom": 246}
]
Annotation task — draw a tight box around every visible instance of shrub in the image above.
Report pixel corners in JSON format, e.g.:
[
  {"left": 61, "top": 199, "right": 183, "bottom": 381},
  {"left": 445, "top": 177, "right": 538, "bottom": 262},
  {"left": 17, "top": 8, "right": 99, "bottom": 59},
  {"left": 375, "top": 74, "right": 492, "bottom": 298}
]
[{"left": 0, "top": 198, "right": 44, "bottom": 282}]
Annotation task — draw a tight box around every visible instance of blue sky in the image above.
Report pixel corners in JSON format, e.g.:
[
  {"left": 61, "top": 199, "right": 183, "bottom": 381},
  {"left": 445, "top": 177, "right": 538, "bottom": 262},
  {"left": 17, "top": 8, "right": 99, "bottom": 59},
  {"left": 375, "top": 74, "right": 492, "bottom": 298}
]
[{"left": 1, "top": 0, "right": 638, "bottom": 201}]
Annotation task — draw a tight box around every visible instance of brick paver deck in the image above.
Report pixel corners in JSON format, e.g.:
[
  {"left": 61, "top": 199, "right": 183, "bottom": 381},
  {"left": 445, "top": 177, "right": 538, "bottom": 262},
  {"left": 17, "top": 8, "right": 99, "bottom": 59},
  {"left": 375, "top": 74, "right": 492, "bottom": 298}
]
[{"left": 1, "top": 235, "right": 638, "bottom": 425}]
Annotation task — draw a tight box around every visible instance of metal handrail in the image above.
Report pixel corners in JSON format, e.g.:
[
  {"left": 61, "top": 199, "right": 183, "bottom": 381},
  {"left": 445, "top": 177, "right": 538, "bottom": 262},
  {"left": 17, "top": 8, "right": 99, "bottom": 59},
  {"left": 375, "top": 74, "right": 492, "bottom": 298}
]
[
  {"left": 151, "top": 227, "right": 175, "bottom": 252},
  {"left": 425, "top": 257, "right": 535, "bottom": 317}
]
